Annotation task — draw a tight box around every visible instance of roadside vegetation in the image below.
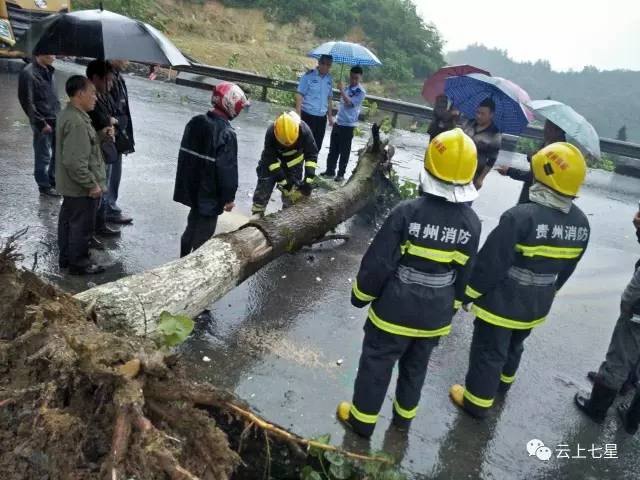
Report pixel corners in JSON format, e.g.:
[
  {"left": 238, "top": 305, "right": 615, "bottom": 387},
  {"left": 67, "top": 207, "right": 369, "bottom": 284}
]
[{"left": 75, "top": 0, "right": 442, "bottom": 101}]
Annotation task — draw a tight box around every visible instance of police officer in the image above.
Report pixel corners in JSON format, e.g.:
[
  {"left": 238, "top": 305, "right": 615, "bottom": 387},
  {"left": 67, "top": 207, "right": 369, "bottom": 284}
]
[
  {"left": 337, "top": 128, "right": 482, "bottom": 438},
  {"left": 574, "top": 210, "right": 640, "bottom": 435},
  {"left": 450, "top": 142, "right": 590, "bottom": 418},
  {"left": 251, "top": 111, "right": 318, "bottom": 217},
  {"left": 296, "top": 55, "right": 334, "bottom": 152}
]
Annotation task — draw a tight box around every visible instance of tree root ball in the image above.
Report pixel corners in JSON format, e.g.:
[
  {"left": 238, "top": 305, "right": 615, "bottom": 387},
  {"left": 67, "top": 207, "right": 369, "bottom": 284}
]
[{"left": 0, "top": 254, "right": 306, "bottom": 479}]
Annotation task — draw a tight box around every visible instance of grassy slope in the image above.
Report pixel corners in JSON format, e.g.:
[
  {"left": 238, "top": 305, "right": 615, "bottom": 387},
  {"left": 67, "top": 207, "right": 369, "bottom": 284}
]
[
  {"left": 158, "top": 1, "right": 317, "bottom": 73},
  {"left": 76, "top": 0, "right": 417, "bottom": 99}
]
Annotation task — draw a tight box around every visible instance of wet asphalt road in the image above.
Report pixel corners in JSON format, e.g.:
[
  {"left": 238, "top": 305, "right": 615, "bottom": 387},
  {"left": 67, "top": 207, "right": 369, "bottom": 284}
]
[{"left": 1, "top": 61, "right": 640, "bottom": 479}]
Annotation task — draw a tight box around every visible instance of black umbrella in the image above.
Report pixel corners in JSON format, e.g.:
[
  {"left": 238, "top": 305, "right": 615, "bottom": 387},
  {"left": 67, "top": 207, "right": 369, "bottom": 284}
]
[{"left": 15, "top": 8, "right": 190, "bottom": 67}]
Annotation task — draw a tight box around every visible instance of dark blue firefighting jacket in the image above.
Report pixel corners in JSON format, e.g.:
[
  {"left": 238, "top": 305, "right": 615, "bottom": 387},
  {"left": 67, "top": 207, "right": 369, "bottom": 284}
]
[
  {"left": 351, "top": 194, "right": 482, "bottom": 337},
  {"left": 463, "top": 201, "right": 590, "bottom": 329}
]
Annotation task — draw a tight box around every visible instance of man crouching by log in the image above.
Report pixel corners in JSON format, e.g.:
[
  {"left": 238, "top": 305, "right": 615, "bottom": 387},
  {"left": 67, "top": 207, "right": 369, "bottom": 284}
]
[
  {"left": 337, "top": 128, "right": 482, "bottom": 437},
  {"left": 250, "top": 111, "right": 318, "bottom": 218},
  {"left": 173, "top": 82, "right": 249, "bottom": 257}
]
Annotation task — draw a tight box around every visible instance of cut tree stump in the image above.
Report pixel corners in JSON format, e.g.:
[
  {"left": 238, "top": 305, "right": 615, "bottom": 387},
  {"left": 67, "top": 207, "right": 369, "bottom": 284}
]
[{"left": 75, "top": 126, "right": 393, "bottom": 334}]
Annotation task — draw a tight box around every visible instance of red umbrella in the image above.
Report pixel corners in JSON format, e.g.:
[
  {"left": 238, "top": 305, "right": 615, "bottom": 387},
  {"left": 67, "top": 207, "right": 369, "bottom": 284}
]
[{"left": 422, "top": 65, "right": 491, "bottom": 104}]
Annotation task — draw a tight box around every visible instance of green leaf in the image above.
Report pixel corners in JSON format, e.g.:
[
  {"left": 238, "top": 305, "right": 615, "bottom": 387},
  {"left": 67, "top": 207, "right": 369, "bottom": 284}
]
[
  {"left": 324, "top": 451, "right": 345, "bottom": 466},
  {"left": 329, "top": 461, "right": 352, "bottom": 479},
  {"left": 362, "top": 459, "right": 382, "bottom": 475},
  {"left": 378, "top": 470, "right": 406, "bottom": 480},
  {"left": 308, "top": 433, "right": 331, "bottom": 459},
  {"left": 300, "top": 466, "right": 323, "bottom": 480},
  {"left": 156, "top": 311, "right": 194, "bottom": 347}
]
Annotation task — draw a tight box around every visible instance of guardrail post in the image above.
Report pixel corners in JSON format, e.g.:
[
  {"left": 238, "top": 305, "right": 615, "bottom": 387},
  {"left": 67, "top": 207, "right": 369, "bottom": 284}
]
[
  {"left": 261, "top": 86, "right": 268, "bottom": 101},
  {"left": 391, "top": 112, "right": 399, "bottom": 128}
]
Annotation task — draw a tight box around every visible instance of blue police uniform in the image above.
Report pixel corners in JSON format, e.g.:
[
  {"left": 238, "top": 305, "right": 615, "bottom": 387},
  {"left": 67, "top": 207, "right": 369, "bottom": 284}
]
[
  {"left": 336, "top": 84, "right": 366, "bottom": 127},
  {"left": 297, "top": 68, "right": 333, "bottom": 151},
  {"left": 324, "top": 83, "right": 366, "bottom": 178}
]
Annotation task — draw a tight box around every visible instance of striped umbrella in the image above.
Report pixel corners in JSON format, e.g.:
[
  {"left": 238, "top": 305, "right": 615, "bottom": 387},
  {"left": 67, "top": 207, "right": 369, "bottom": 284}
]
[
  {"left": 308, "top": 41, "right": 382, "bottom": 66},
  {"left": 308, "top": 41, "right": 382, "bottom": 80},
  {"left": 445, "top": 73, "right": 533, "bottom": 135}
]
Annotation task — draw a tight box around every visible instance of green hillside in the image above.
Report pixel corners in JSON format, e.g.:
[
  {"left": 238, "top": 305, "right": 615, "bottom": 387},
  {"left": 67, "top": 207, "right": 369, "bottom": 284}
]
[
  {"left": 447, "top": 44, "right": 640, "bottom": 142},
  {"left": 76, "top": 0, "right": 444, "bottom": 97}
]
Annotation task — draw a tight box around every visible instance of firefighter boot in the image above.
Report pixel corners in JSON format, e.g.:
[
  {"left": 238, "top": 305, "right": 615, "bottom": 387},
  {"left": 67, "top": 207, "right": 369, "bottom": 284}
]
[
  {"left": 391, "top": 407, "right": 412, "bottom": 432},
  {"left": 449, "top": 384, "right": 465, "bottom": 409},
  {"left": 617, "top": 389, "right": 640, "bottom": 435},
  {"left": 336, "top": 401, "right": 374, "bottom": 439},
  {"left": 574, "top": 382, "right": 617, "bottom": 423}
]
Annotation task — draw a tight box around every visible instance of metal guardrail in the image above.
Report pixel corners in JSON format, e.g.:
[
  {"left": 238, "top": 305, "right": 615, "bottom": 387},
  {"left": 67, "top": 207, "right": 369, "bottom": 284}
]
[{"left": 176, "top": 63, "right": 640, "bottom": 161}]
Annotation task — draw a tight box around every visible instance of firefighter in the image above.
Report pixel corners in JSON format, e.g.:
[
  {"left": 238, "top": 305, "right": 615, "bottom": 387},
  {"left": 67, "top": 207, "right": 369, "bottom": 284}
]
[
  {"left": 336, "top": 128, "right": 482, "bottom": 438},
  {"left": 450, "top": 142, "right": 590, "bottom": 418},
  {"left": 574, "top": 210, "right": 640, "bottom": 434},
  {"left": 250, "top": 111, "right": 318, "bottom": 217}
]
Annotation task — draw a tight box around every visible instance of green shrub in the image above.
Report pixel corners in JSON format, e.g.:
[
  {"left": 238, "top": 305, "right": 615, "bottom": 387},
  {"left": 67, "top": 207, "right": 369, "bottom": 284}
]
[
  {"left": 221, "top": 0, "right": 445, "bottom": 82},
  {"left": 587, "top": 153, "right": 616, "bottom": 172}
]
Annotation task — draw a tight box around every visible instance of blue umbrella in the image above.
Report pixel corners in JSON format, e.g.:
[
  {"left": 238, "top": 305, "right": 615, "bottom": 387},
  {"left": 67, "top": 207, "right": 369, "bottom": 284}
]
[
  {"left": 445, "top": 73, "right": 532, "bottom": 135},
  {"left": 308, "top": 41, "right": 382, "bottom": 66}
]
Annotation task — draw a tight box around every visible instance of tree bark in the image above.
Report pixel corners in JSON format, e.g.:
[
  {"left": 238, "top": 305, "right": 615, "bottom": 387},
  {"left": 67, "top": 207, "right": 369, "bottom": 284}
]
[{"left": 75, "top": 126, "right": 391, "bottom": 334}]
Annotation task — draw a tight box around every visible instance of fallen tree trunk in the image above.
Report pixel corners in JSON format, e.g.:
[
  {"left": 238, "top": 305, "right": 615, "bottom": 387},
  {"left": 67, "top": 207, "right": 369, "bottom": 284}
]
[
  {"left": 0, "top": 242, "right": 395, "bottom": 480},
  {"left": 76, "top": 126, "right": 392, "bottom": 334}
]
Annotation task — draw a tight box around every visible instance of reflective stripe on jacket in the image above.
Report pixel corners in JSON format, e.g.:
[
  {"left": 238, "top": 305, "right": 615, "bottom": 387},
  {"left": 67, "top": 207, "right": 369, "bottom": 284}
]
[
  {"left": 351, "top": 195, "right": 482, "bottom": 337},
  {"left": 463, "top": 202, "right": 590, "bottom": 329},
  {"left": 257, "top": 121, "right": 318, "bottom": 189},
  {"left": 173, "top": 112, "right": 238, "bottom": 216}
]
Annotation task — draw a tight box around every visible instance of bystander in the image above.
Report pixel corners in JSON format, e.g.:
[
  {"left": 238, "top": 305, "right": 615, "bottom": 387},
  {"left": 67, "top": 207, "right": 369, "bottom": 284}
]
[
  {"left": 56, "top": 76, "right": 107, "bottom": 275},
  {"left": 18, "top": 54, "right": 61, "bottom": 196}
]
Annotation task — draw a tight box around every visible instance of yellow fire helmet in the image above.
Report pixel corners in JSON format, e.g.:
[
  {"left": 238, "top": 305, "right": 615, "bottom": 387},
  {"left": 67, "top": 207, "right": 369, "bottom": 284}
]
[
  {"left": 274, "top": 111, "right": 301, "bottom": 146},
  {"left": 424, "top": 128, "right": 478, "bottom": 185},
  {"left": 531, "top": 142, "right": 587, "bottom": 197}
]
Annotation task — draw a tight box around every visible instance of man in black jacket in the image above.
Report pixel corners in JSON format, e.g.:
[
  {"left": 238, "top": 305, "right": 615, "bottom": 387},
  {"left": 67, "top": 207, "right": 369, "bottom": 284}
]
[
  {"left": 174, "top": 82, "right": 249, "bottom": 257},
  {"left": 86, "top": 60, "right": 121, "bottom": 241},
  {"left": 106, "top": 59, "right": 135, "bottom": 224},
  {"left": 497, "top": 120, "right": 566, "bottom": 204},
  {"left": 18, "top": 54, "right": 61, "bottom": 196}
]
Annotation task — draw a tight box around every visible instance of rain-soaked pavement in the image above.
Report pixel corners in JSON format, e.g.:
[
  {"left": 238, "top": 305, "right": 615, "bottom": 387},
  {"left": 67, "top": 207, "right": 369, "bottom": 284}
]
[{"left": 1, "top": 60, "right": 640, "bottom": 479}]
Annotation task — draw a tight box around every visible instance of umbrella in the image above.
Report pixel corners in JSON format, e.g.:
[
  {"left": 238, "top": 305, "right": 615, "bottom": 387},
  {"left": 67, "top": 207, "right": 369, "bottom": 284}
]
[
  {"left": 308, "top": 41, "right": 381, "bottom": 80},
  {"left": 526, "top": 100, "right": 601, "bottom": 158},
  {"left": 15, "top": 9, "right": 189, "bottom": 67},
  {"left": 308, "top": 41, "right": 382, "bottom": 66},
  {"left": 445, "top": 73, "right": 533, "bottom": 135},
  {"left": 422, "top": 65, "right": 490, "bottom": 104}
]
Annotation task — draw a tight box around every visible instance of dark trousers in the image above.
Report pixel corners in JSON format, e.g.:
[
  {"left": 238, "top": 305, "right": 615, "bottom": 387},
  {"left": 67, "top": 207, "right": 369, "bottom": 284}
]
[
  {"left": 180, "top": 208, "right": 218, "bottom": 257},
  {"left": 597, "top": 315, "right": 640, "bottom": 391},
  {"left": 251, "top": 164, "right": 303, "bottom": 214},
  {"left": 58, "top": 196, "right": 99, "bottom": 268},
  {"left": 325, "top": 125, "right": 355, "bottom": 177},
  {"left": 349, "top": 320, "right": 440, "bottom": 437},
  {"left": 463, "top": 319, "right": 532, "bottom": 417},
  {"left": 301, "top": 111, "right": 327, "bottom": 152},
  {"left": 32, "top": 121, "right": 56, "bottom": 188}
]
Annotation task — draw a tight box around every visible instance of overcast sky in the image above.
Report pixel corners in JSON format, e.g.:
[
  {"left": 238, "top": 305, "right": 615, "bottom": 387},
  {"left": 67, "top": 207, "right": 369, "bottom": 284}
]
[{"left": 415, "top": 0, "right": 640, "bottom": 72}]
